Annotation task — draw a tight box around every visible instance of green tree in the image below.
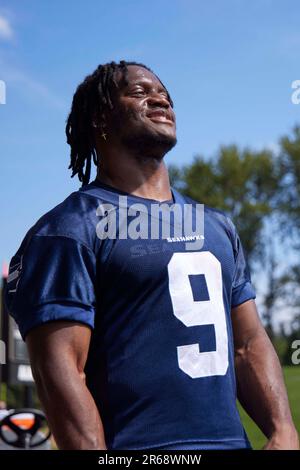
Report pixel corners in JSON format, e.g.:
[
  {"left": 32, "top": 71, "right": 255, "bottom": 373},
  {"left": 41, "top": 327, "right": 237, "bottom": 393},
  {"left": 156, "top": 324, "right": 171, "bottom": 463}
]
[
  {"left": 170, "top": 145, "right": 279, "bottom": 266},
  {"left": 279, "top": 126, "right": 300, "bottom": 315},
  {"left": 279, "top": 126, "right": 300, "bottom": 235}
]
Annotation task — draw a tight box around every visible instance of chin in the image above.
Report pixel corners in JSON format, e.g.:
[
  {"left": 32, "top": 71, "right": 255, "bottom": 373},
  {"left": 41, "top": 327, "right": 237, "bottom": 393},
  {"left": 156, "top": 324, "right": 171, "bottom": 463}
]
[{"left": 123, "top": 129, "right": 177, "bottom": 157}]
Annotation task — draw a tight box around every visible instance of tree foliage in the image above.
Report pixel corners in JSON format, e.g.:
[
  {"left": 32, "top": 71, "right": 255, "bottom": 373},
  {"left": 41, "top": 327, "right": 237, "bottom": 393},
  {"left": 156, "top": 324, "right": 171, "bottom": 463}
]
[{"left": 170, "top": 145, "right": 279, "bottom": 266}]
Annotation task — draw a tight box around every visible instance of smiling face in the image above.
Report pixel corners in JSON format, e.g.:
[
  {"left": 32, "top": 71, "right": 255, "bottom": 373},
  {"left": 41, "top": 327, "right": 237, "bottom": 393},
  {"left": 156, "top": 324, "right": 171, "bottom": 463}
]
[{"left": 105, "top": 65, "right": 177, "bottom": 158}]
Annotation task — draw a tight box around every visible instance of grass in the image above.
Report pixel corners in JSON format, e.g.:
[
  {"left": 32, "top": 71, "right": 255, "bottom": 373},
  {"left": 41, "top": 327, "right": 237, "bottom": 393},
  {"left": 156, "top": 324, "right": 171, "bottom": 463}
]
[{"left": 238, "top": 366, "right": 300, "bottom": 449}]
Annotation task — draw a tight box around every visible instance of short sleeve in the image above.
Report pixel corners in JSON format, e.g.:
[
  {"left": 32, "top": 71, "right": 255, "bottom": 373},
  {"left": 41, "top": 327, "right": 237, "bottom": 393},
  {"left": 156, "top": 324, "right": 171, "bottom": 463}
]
[
  {"left": 227, "top": 219, "right": 256, "bottom": 308},
  {"left": 5, "top": 235, "right": 96, "bottom": 339}
]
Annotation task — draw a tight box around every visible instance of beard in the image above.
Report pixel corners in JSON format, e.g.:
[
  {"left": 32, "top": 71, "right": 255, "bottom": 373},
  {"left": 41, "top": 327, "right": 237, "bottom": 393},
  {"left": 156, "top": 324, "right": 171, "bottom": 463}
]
[
  {"left": 111, "top": 108, "right": 177, "bottom": 160},
  {"left": 122, "top": 127, "right": 177, "bottom": 159}
]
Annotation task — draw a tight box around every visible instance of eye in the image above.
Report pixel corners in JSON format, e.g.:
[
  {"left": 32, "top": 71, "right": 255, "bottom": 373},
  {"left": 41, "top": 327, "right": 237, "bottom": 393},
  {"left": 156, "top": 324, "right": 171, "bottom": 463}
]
[
  {"left": 157, "top": 89, "right": 170, "bottom": 102},
  {"left": 130, "top": 88, "right": 146, "bottom": 97}
]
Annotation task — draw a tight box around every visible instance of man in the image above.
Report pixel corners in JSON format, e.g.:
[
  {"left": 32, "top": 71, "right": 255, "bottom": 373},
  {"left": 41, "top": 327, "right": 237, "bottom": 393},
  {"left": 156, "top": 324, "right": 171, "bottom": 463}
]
[{"left": 5, "top": 61, "right": 299, "bottom": 450}]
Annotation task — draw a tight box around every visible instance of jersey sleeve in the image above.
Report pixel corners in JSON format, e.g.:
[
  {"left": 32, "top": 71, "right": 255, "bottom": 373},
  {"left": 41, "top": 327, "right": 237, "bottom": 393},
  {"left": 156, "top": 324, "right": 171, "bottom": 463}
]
[
  {"left": 227, "top": 218, "right": 256, "bottom": 308},
  {"left": 5, "top": 234, "right": 97, "bottom": 340}
]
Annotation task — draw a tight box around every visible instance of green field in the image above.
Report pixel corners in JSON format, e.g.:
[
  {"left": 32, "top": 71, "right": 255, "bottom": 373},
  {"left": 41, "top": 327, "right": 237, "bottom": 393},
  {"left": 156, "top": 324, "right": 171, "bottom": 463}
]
[{"left": 238, "top": 366, "right": 300, "bottom": 449}]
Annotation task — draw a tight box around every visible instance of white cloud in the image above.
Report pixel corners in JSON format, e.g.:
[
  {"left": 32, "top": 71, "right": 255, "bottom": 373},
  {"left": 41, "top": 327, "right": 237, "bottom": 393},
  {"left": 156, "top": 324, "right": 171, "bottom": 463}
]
[
  {"left": 0, "top": 58, "right": 66, "bottom": 110},
  {"left": 0, "top": 14, "right": 13, "bottom": 40}
]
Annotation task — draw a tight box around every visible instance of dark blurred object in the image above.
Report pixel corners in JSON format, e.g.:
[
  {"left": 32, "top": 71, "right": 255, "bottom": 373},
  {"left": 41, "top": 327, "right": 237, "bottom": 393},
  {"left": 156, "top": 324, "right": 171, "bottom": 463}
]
[{"left": 0, "top": 408, "right": 51, "bottom": 450}]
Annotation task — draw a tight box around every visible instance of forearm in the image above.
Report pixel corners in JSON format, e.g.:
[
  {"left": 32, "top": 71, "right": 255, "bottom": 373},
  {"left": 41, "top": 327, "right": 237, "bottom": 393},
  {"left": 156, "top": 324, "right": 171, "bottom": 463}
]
[
  {"left": 235, "top": 328, "right": 297, "bottom": 441},
  {"left": 33, "top": 362, "right": 106, "bottom": 450}
]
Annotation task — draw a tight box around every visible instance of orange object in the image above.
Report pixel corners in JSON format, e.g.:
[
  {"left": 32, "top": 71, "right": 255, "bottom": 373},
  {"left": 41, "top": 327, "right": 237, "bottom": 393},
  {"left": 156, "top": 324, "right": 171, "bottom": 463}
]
[{"left": 9, "top": 414, "right": 35, "bottom": 430}]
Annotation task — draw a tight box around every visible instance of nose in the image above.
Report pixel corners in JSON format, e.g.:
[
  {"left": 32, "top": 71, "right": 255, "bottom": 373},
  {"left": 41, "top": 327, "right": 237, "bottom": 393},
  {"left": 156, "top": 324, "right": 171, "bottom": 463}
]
[{"left": 147, "top": 92, "right": 170, "bottom": 108}]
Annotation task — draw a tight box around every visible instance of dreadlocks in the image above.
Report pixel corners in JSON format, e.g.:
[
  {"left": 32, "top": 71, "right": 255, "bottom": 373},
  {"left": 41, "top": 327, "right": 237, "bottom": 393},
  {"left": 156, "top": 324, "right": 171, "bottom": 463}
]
[{"left": 66, "top": 60, "right": 173, "bottom": 186}]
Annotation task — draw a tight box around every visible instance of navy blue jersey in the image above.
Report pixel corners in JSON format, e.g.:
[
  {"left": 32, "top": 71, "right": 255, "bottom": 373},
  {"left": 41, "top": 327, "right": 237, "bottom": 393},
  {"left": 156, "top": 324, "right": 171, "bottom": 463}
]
[{"left": 5, "top": 179, "right": 255, "bottom": 450}]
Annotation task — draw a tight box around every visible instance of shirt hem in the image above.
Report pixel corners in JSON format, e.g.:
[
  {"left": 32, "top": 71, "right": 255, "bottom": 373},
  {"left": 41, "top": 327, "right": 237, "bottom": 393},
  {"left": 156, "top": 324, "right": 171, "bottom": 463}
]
[{"left": 112, "top": 438, "right": 251, "bottom": 450}]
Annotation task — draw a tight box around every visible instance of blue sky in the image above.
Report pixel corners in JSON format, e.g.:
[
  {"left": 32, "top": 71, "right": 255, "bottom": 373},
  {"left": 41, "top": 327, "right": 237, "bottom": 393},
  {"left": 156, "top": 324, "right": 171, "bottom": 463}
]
[{"left": 0, "top": 0, "right": 299, "bottom": 268}]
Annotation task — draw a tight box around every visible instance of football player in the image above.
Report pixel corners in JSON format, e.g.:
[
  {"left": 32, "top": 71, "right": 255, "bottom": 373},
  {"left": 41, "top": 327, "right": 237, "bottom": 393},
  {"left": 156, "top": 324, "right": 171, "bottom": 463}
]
[{"left": 5, "top": 61, "right": 299, "bottom": 450}]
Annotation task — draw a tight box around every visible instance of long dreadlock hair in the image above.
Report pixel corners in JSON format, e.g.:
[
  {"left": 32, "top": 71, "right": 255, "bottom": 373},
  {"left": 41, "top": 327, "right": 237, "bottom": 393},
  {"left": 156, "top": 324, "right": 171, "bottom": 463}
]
[{"left": 66, "top": 60, "right": 173, "bottom": 186}]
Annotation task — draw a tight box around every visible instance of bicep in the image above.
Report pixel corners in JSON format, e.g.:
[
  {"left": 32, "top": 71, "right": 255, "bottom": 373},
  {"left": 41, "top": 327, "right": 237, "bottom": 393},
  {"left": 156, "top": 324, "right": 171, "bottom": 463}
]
[
  {"left": 231, "top": 299, "right": 267, "bottom": 352},
  {"left": 26, "top": 321, "right": 92, "bottom": 380}
]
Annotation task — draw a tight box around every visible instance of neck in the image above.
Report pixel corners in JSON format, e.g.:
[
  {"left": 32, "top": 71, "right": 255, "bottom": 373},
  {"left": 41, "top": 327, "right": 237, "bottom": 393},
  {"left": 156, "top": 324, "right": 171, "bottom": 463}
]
[{"left": 96, "top": 145, "right": 172, "bottom": 202}]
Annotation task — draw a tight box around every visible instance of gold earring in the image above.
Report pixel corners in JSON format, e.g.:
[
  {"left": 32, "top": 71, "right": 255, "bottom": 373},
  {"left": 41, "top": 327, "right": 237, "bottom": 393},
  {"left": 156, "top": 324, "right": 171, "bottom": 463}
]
[{"left": 100, "top": 124, "right": 107, "bottom": 141}]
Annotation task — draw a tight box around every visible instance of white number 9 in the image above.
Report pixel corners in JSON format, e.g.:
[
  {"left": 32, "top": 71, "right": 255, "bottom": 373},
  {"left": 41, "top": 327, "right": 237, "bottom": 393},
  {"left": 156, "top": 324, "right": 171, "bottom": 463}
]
[{"left": 168, "top": 252, "right": 229, "bottom": 378}]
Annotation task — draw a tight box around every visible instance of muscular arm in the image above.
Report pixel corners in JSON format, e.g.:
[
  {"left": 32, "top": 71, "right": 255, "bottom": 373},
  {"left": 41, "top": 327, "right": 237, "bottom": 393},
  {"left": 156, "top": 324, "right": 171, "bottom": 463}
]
[
  {"left": 231, "top": 300, "right": 299, "bottom": 450},
  {"left": 26, "top": 322, "right": 107, "bottom": 450}
]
